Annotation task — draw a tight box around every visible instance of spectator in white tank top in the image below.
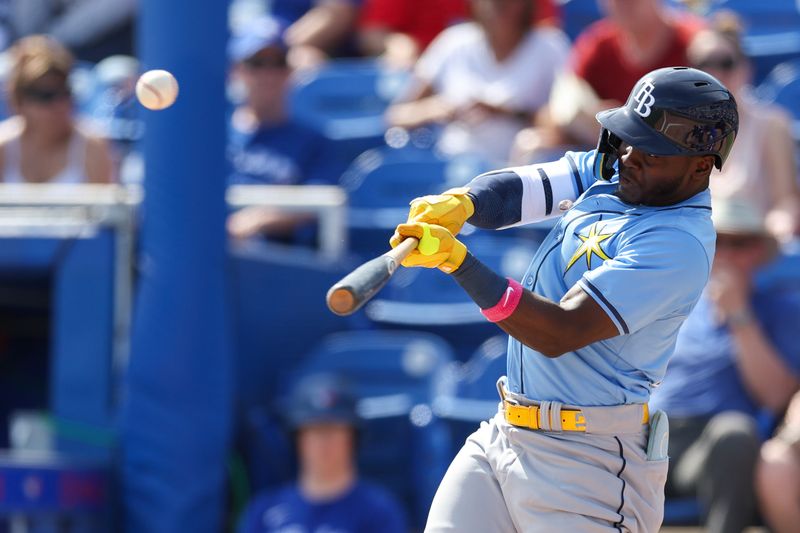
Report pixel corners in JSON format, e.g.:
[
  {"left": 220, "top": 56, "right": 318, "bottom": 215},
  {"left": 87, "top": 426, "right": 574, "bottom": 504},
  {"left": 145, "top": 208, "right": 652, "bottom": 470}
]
[{"left": 0, "top": 35, "right": 113, "bottom": 184}]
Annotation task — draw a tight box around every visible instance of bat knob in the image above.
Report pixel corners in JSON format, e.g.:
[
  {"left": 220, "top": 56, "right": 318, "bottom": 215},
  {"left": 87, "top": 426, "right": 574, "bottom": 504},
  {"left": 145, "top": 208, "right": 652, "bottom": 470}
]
[{"left": 327, "top": 286, "right": 356, "bottom": 316}]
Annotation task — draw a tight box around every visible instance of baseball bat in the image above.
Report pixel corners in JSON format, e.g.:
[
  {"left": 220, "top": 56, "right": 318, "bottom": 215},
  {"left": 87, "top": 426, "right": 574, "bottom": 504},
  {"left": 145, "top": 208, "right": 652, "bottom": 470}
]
[{"left": 326, "top": 237, "right": 419, "bottom": 316}]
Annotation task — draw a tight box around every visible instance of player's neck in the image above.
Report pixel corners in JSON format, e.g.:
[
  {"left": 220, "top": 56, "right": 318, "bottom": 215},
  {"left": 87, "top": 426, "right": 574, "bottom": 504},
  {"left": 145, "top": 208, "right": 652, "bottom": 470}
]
[{"left": 299, "top": 467, "right": 356, "bottom": 502}]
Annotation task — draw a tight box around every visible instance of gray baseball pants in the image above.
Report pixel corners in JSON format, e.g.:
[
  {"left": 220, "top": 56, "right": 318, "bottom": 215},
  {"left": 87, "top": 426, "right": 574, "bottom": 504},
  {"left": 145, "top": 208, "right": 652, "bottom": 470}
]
[{"left": 425, "top": 388, "right": 666, "bottom": 532}]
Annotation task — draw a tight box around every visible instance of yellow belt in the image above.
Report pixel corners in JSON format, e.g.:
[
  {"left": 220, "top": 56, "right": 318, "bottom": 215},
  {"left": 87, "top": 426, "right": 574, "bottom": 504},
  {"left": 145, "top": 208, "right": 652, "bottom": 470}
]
[{"left": 503, "top": 400, "right": 649, "bottom": 432}]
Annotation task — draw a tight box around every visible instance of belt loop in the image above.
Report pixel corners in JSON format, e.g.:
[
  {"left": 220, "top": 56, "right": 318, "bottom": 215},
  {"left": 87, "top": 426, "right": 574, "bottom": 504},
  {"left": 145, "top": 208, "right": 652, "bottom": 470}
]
[
  {"left": 496, "top": 376, "right": 508, "bottom": 402},
  {"left": 550, "top": 402, "right": 563, "bottom": 432},
  {"left": 538, "top": 401, "right": 552, "bottom": 431}
]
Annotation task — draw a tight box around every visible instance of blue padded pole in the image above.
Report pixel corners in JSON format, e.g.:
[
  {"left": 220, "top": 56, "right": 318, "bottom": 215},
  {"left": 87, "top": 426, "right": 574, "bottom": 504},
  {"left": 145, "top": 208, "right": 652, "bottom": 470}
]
[{"left": 120, "top": 1, "right": 232, "bottom": 532}]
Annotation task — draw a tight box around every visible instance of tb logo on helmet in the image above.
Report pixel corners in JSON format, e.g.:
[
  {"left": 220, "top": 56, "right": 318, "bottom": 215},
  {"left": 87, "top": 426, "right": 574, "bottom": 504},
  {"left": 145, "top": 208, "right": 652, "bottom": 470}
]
[{"left": 633, "top": 81, "right": 656, "bottom": 117}]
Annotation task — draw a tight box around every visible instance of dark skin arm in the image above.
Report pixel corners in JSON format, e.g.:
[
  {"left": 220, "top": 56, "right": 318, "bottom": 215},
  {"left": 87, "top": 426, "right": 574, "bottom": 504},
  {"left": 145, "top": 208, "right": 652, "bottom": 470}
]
[{"left": 496, "top": 283, "right": 619, "bottom": 357}]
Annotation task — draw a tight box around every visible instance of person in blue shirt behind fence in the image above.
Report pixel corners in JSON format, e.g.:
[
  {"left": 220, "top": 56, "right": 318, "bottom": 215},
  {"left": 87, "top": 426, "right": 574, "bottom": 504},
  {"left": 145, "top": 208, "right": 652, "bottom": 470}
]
[
  {"left": 226, "top": 15, "right": 335, "bottom": 243},
  {"left": 237, "top": 373, "right": 407, "bottom": 533}
]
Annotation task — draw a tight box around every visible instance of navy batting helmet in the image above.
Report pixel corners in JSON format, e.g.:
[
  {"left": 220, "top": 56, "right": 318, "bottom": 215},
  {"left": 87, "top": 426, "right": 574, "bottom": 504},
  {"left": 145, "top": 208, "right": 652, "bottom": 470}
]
[
  {"left": 283, "top": 373, "right": 360, "bottom": 430},
  {"left": 595, "top": 67, "right": 739, "bottom": 180}
]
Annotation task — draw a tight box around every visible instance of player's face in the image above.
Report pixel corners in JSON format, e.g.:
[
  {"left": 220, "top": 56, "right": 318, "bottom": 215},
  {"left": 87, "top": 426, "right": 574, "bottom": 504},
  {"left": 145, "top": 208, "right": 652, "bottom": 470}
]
[
  {"left": 297, "top": 423, "right": 355, "bottom": 477},
  {"left": 616, "top": 144, "right": 708, "bottom": 206}
]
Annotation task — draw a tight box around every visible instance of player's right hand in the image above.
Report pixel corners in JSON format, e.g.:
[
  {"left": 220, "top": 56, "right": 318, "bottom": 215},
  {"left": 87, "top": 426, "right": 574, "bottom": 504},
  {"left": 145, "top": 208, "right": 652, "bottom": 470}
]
[
  {"left": 406, "top": 187, "right": 474, "bottom": 236},
  {"left": 390, "top": 222, "right": 467, "bottom": 273}
]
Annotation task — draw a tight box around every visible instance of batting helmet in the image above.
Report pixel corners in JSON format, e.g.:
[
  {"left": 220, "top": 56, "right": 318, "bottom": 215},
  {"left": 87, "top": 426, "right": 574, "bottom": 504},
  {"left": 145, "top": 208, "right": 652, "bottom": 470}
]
[
  {"left": 283, "top": 373, "right": 360, "bottom": 430},
  {"left": 595, "top": 67, "right": 739, "bottom": 180}
]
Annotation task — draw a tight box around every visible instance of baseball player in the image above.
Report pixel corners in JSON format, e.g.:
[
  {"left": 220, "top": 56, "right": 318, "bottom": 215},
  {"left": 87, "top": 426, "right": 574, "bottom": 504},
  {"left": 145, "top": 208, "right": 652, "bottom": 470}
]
[{"left": 390, "top": 67, "right": 739, "bottom": 532}]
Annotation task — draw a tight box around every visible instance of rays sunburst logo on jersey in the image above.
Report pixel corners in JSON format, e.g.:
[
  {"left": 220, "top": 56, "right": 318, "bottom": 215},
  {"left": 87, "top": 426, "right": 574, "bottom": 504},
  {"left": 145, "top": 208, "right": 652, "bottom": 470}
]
[{"left": 565, "top": 222, "right": 616, "bottom": 273}]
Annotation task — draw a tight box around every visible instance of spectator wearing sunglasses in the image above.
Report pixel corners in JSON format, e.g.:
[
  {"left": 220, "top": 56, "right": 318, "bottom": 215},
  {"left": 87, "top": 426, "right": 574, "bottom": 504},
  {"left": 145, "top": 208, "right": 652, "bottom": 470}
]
[
  {"left": 226, "top": 15, "right": 335, "bottom": 243},
  {"left": 0, "top": 35, "right": 113, "bottom": 184},
  {"left": 688, "top": 11, "right": 800, "bottom": 243},
  {"left": 649, "top": 196, "right": 800, "bottom": 533}
]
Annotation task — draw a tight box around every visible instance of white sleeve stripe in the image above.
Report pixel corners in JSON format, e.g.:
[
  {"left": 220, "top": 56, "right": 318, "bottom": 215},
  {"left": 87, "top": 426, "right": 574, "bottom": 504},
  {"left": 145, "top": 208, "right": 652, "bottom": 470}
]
[{"left": 507, "top": 159, "right": 580, "bottom": 225}]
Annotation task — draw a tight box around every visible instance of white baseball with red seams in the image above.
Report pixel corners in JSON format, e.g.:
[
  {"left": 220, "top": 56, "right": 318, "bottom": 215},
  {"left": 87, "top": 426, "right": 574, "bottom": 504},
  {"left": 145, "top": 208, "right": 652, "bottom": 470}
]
[{"left": 136, "top": 70, "right": 179, "bottom": 110}]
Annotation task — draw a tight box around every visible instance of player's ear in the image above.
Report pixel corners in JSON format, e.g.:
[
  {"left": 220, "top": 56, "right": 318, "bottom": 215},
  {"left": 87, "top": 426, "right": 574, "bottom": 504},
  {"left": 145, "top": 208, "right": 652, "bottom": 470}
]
[{"left": 691, "top": 155, "right": 715, "bottom": 180}]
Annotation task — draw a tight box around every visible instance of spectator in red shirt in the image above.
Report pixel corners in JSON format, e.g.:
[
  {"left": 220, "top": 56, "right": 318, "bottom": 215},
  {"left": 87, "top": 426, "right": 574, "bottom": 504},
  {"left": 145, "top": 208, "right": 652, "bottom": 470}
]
[
  {"left": 358, "top": 0, "right": 560, "bottom": 69},
  {"left": 512, "top": 0, "right": 704, "bottom": 163}
]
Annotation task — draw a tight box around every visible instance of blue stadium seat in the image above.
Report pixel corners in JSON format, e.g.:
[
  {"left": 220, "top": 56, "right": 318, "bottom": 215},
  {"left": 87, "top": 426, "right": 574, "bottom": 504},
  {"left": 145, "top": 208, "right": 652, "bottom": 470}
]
[
  {"left": 705, "top": 0, "right": 800, "bottom": 83},
  {"left": 340, "top": 143, "right": 488, "bottom": 257},
  {"left": 363, "top": 234, "right": 537, "bottom": 358},
  {"left": 433, "top": 335, "right": 507, "bottom": 453},
  {"left": 229, "top": 240, "right": 362, "bottom": 412},
  {"left": 288, "top": 59, "right": 409, "bottom": 141},
  {"left": 757, "top": 60, "right": 800, "bottom": 141},
  {"left": 293, "top": 330, "right": 455, "bottom": 401},
  {"left": 559, "top": 0, "right": 603, "bottom": 41},
  {"left": 289, "top": 330, "right": 456, "bottom": 529},
  {"left": 663, "top": 497, "right": 702, "bottom": 526},
  {"left": 287, "top": 59, "right": 412, "bottom": 179},
  {"left": 237, "top": 405, "right": 295, "bottom": 494}
]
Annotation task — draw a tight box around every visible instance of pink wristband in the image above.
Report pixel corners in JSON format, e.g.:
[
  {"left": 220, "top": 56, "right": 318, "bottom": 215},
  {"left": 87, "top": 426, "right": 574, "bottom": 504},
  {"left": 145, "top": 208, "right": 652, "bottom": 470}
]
[{"left": 480, "top": 278, "right": 524, "bottom": 323}]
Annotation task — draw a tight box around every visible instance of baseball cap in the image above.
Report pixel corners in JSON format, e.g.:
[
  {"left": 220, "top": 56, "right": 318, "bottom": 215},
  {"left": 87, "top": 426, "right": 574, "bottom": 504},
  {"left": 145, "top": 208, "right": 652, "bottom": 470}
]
[
  {"left": 283, "top": 373, "right": 360, "bottom": 430},
  {"left": 228, "top": 15, "right": 288, "bottom": 63},
  {"left": 711, "top": 197, "right": 768, "bottom": 236}
]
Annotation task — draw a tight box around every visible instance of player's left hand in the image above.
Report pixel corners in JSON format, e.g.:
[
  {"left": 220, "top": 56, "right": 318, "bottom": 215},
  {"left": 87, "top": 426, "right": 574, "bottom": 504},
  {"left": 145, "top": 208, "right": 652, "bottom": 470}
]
[
  {"left": 406, "top": 187, "right": 474, "bottom": 236},
  {"left": 390, "top": 222, "right": 467, "bottom": 273}
]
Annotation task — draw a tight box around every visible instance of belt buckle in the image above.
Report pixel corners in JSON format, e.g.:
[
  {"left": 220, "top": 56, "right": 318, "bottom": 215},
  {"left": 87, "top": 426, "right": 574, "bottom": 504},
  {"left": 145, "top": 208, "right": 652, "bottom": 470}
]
[{"left": 561, "top": 409, "right": 586, "bottom": 432}]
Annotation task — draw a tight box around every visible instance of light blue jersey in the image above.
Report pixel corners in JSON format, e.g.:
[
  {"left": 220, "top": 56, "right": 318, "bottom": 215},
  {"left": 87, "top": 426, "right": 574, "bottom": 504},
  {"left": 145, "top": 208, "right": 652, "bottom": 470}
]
[{"left": 505, "top": 150, "right": 716, "bottom": 406}]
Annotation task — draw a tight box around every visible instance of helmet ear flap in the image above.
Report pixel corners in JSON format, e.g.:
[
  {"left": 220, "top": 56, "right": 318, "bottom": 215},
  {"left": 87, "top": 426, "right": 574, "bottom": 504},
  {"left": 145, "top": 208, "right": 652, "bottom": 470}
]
[{"left": 595, "top": 128, "right": 622, "bottom": 181}]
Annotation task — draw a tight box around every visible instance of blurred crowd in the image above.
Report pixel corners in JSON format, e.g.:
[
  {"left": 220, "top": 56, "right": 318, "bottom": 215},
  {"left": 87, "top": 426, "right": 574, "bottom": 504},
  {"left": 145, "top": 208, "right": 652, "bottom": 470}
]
[{"left": 1, "top": 0, "right": 800, "bottom": 532}]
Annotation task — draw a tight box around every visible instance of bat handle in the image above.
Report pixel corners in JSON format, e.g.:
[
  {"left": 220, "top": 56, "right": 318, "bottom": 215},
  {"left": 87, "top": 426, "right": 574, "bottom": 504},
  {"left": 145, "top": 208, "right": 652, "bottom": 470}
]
[{"left": 385, "top": 236, "right": 419, "bottom": 262}]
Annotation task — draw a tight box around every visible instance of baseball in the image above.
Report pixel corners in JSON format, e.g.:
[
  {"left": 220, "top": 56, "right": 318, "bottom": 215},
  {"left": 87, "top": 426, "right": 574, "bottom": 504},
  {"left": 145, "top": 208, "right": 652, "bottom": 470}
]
[{"left": 136, "top": 69, "right": 179, "bottom": 110}]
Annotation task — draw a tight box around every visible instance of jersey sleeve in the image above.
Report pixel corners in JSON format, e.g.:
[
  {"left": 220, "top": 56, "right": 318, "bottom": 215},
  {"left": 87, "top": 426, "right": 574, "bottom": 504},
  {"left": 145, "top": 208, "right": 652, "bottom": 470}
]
[
  {"left": 578, "top": 228, "right": 711, "bottom": 335},
  {"left": 466, "top": 150, "right": 599, "bottom": 229}
]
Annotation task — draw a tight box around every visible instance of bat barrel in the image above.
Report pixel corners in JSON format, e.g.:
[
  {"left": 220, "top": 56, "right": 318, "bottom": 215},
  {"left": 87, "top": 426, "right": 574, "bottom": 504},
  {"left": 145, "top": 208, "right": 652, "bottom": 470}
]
[
  {"left": 325, "top": 238, "right": 418, "bottom": 316},
  {"left": 327, "top": 286, "right": 357, "bottom": 316}
]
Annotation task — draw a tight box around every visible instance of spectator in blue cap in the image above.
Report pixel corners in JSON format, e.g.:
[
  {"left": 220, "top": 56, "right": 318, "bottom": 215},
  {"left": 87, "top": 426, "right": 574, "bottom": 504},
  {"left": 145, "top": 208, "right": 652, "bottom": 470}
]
[
  {"left": 226, "top": 15, "right": 335, "bottom": 243},
  {"left": 237, "top": 373, "right": 407, "bottom": 533}
]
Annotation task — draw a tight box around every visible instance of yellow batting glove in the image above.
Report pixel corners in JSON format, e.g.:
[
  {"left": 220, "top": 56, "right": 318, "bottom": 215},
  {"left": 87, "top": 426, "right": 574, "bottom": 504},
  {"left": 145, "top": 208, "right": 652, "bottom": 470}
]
[
  {"left": 389, "top": 222, "right": 467, "bottom": 273},
  {"left": 406, "top": 187, "right": 475, "bottom": 236}
]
